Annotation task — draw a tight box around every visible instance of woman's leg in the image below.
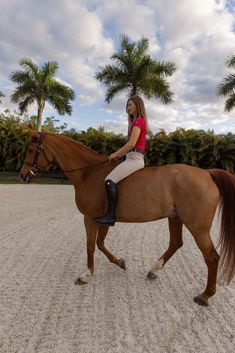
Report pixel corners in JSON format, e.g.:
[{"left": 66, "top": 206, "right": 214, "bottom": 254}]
[
  {"left": 94, "top": 153, "right": 144, "bottom": 226},
  {"left": 105, "top": 152, "right": 144, "bottom": 183},
  {"left": 94, "top": 179, "right": 117, "bottom": 226}
]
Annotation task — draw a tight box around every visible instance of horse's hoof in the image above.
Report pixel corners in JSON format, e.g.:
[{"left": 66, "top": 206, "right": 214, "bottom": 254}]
[
  {"left": 194, "top": 296, "right": 209, "bottom": 306},
  {"left": 117, "top": 258, "right": 126, "bottom": 271},
  {"left": 147, "top": 271, "right": 157, "bottom": 280},
  {"left": 74, "top": 278, "right": 87, "bottom": 285}
]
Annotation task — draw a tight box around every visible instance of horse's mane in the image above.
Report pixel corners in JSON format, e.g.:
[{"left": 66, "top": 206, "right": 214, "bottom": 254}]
[{"left": 48, "top": 132, "right": 105, "bottom": 161}]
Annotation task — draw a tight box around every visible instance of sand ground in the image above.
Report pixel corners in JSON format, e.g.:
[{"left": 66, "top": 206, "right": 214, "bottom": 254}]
[{"left": 0, "top": 184, "right": 234, "bottom": 353}]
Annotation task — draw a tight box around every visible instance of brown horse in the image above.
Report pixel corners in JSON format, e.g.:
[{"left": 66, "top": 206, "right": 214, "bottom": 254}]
[{"left": 20, "top": 130, "right": 235, "bottom": 306}]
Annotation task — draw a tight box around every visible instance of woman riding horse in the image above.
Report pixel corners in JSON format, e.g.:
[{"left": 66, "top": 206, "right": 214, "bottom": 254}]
[
  {"left": 20, "top": 127, "right": 235, "bottom": 306},
  {"left": 94, "top": 95, "right": 148, "bottom": 226}
]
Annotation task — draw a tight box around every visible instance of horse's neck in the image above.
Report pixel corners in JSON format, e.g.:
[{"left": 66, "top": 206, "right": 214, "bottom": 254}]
[{"left": 46, "top": 134, "right": 104, "bottom": 186}]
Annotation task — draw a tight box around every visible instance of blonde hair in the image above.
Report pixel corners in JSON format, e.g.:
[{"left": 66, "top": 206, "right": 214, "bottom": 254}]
[{"left": 126, "top": 95, "right": 149, "bottom": 134}]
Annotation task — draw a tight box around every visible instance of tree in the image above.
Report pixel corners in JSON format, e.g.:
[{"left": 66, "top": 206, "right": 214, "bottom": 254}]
[
  {"left": 10, "top": 58, "right": 75, "bottom": 131},
  {"left": 43, "top": 116, "right": 68, "bottom": 133},
  {"left": 95, "top": 34, "right": 176, "bottom": 104},
  {"left": 0, "top": 90, "right": 4, "bottom": 104},
  {"left": 217, "top": 55, "right": 235, "bottom": 112}
]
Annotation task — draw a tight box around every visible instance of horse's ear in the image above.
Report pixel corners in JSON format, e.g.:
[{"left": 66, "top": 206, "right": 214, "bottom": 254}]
[{"left": 28, "top": 129, "right": 39, "bottom": 138}]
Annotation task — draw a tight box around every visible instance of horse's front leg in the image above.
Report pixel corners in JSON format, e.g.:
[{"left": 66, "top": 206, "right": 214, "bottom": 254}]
[{"left": 75, "top": 215, "right": 98, "bottom": 285}]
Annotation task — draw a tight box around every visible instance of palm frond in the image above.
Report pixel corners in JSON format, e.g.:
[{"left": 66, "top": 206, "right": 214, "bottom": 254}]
[
  {"left": 47, "top": 81, "right": 75, "bottom": 100},
  {"left": 19, "top": 57, "right": 39, "bottom": 77},
  {"left": 95, "top": 65, "right": 116, "bottom": 82},
  {"left": 216, "top": 74, "right": 235, "bottom": 96},
  {"left": 119, "top": 34, "right": 135, "bottom": 53},
  {"left": 41, "top": 61, "right": 59, "bottom": 83},
  {"left": 11, "top": 84, "right": 35, "bottom": 103},
  {"left": 224, "top": 94, "right": 235, "bottom": 112},
  {"left": 10, "top": 70, "right": 32, "bottom": 84},
  {"left": 0, "top": 90, "right": 4, "bottom": 103},
  {"left": 95, "top": 65, "right": 127, "bottom": 85},
  {"left": 135, "top": 56, "right": 152, "bottom": 78},
  {"left": 151, "top": 60, "right": 177, "bottom": 76},
  {"left": 112, "top": 34, "right": 136, "bottom": 72},
  {"left": 47, "top": 95, "right": 73, "bottom": 115},
  {"left": 18, "top": 96, "right": 35, "bottom": 114},
  {"left": 46, "top": 81, "right": 75, "bottom": 114},
  {"left": 150, "top": 76, "right": 174, "bottom": 104},
  {"left": 105, "top": 83, "right": 129, "bottom": 103},
  {"left": 137, "top": 37, "right": 149, "bottom": 55},
  {"left": 226, "top": 55, "right": 235, "bottom": 69}
]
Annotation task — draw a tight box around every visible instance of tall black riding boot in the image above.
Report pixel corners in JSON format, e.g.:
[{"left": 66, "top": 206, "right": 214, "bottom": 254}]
[{"left": 94, "top": 179, "right": 117, "bottom": 226}]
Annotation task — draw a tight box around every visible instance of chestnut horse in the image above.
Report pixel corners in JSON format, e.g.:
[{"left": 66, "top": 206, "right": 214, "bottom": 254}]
[{"left": 20, "top": 130, "right": 235, "bottom": 306}]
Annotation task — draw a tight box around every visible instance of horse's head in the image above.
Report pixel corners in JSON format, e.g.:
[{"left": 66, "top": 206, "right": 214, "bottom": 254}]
[{"left": 20, "top": 130, "right": 54, "bottom": 183}]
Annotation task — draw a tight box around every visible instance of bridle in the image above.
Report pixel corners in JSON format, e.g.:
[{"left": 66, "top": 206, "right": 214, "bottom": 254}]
[
  {"left": 24, "top": 132, "right": 52, "bottom": 177},
  {"left": 24, "top": 132, "right": 109, "bottom": 177}
]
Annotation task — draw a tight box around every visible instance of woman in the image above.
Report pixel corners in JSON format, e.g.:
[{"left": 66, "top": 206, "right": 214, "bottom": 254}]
[{"left": 94, "top": 95, "right": 148, "bottom": 226}]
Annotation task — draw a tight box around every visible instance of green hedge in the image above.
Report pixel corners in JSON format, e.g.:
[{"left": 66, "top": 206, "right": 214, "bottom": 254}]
[
  {"left": 0, "top": 112, "right": 29, "bottom": 172},
  {"left": 146, "top": 128, "right": 235, "bottom": 172},
  {"left": 0, "top": 112, "right": 235, "bottom": 174}
]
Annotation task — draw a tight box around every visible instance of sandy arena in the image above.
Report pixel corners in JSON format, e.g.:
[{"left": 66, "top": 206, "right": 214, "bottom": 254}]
[{"left": 0, "top": 184, "right": 234, "bottom": 353}]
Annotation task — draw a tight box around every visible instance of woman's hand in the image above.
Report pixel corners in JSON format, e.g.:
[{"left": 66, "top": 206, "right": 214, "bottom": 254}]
[{"left": 108, "top": 153, "right": 119, "bottom": 161}]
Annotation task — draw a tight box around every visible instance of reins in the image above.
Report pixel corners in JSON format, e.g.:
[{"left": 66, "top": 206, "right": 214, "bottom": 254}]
[{"left": 62, "top": 159, "right": 109, "bottom": 173}]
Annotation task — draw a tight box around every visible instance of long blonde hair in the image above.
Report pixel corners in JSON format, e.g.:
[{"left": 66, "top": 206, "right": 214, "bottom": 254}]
[{"left": 126, "top": 95, "right": 149, "bottom": 134}]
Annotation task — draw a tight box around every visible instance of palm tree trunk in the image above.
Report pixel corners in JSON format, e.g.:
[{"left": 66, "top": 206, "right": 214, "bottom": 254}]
[
  {"left": 37, "top": 101, "right": 45, "bottom": 132},
  {"left": 131, "top": 83, "right": 137, "bottom": 97}
]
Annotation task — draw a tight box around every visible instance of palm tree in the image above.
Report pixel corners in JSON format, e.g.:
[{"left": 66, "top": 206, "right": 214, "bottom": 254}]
[
  {"left": 10, "top": 58, "right": 75, "bottom": 131},
  {"left": 95, "top": 35, "right": 176, "bottom": 104},
  {"left": 217, "top": 55, "right": 235, "bottom": 112},
  {"left": 0, "top": 90, "right": 4, "bottom": 104}
]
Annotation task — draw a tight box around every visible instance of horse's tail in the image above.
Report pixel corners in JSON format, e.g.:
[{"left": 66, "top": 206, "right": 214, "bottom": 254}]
[{"left": 209, "top": 169, "right": 235, "bottom": 284}]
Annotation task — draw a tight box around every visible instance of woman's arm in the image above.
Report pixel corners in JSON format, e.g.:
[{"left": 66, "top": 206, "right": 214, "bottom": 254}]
[{"left": 108, "top": 127, "right": 141, "bottom": 160}]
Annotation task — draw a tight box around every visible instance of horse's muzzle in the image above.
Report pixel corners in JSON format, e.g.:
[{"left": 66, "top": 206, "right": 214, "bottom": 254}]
[
  {"left": 20, "top": 168, "right": 37, "bottom": 183},
  {"left": 20, "top": 172, "right": 31, "bottom": 183}
]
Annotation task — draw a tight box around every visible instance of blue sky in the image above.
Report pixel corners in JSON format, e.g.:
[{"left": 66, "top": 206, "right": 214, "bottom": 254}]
[{"left": 0, "top": 0, "right": 235, "bottom": 135}]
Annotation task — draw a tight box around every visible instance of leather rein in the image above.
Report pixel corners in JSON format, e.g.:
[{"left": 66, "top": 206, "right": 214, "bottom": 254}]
[{"left": 25, "top": 132, "right": 109, "bottom": 177}]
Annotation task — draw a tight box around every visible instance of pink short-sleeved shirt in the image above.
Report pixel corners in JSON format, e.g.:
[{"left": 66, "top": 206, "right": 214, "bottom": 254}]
[{"left": 129, "top": 117, "right": 147, "bottom": 152}]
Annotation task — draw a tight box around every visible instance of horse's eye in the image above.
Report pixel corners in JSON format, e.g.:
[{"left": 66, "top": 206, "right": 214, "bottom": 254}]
[{"left": 27, "top": 148, "right": 33, "bottom": 154}]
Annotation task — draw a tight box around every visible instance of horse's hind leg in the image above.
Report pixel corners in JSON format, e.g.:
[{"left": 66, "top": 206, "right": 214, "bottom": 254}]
[
  {"left": 96, "top": 225, "right": 126, "bottom": 270},
  {"left": 192, "top": 232, "right": 219, "bottom": 306},
  {"left": 147, "top": 217, "right": 183, "bottom": 279},
  {"left": 75, "top": 215, "right": 98, "bottom": 285}
]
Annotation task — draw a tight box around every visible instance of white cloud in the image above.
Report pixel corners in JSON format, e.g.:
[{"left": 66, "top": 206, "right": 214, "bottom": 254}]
[
  {"left": 93, "top": 0, "right": 160, "bottom": 43},
  {"left": 149, "top": 0, "right": 234, "bottom": 48},
  {"left": 0, "top": 0, "right": 114, "bottom": 107},
  {"left": 96, "top": 113, "right": 128, "bottom": 134}
]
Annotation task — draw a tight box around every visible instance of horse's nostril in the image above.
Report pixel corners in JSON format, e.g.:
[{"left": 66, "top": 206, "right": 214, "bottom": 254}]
[
  {"left": 20, "top": 173, "right": 26, "bottom": 180},
  {"left": 20, "top": 173, "right": 27, "bottom": 182}
]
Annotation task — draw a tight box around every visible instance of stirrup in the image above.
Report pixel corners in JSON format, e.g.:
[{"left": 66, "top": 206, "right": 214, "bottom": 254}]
[{"left": 94, "top": 214, "right": 116, "bottom": 226}]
